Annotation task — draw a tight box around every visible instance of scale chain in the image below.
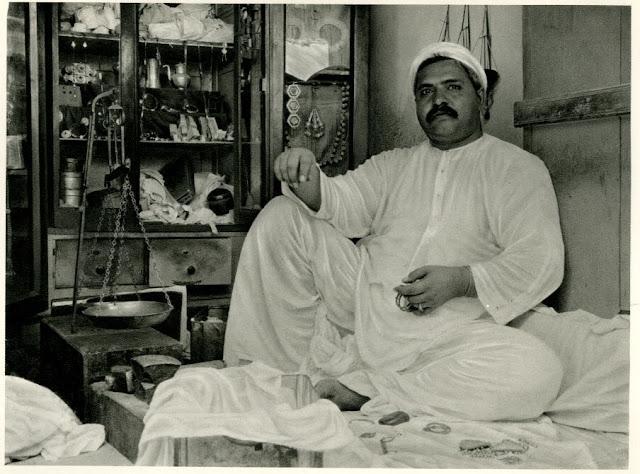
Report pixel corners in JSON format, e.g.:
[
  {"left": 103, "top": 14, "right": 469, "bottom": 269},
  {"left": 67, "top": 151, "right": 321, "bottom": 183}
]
[
  {"left": 100, "top": 180, "right": 128, "bottom": 302},
  {"left": 124, "top": 177, "right": 173, "bottom": 308}
]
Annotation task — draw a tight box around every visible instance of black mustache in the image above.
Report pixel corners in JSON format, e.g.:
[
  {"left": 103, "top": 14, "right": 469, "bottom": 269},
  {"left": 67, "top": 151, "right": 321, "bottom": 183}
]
[{"left": 426, "top": 104, "right": 458, "bottom": 122}]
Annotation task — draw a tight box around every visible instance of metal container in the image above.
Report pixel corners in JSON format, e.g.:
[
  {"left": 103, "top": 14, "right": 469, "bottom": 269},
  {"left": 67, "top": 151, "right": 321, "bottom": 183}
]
[
  {"left": 64, "top": 157, "right": 81, "bottom": 172},
  {"left": 145, "top": 58, "right": 161, "bottom": 88},
  {"left": 63, "top": 189, "right": 83, "bottom": 207},
  {"left": 62, "top": 171, "right": 82, "bottom": 190}
]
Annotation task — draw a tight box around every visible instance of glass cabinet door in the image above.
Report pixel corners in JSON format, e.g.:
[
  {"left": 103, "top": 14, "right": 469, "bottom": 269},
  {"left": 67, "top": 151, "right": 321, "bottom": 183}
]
[
  {"left": 6, "top": 3, "right": 42, "bottom": 305},
  {"left": 235, "top": 4, "right": 265, "bottom": 222},
  {"left": 52, "top": 2, "right": 122, "bottom": 228},
  {"left": 284, "top": 4, "right": 353, "bottom": 177},
  {"left": 136, "top": 3, "right": 266, "bottom": 226},
  {"left": 136, "top": 3, "right": 236, "bottom": 224}
]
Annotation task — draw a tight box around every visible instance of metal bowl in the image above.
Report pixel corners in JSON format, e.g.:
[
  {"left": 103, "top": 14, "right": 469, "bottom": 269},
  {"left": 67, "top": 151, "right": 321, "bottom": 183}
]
[{"left": 82, "top": 300, "right": 173, "bottom": 329}]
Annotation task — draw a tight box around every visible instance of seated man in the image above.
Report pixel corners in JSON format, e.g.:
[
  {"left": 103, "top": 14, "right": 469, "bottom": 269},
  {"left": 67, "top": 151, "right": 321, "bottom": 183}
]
[{"left": 223, "top": 42, "right": 565, "bottom": 421}]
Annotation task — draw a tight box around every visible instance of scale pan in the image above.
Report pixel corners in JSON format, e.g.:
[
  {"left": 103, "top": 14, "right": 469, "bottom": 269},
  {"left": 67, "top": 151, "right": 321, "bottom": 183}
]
[{"left": 82, "top": 300, "right": 172, "bottom": 329}]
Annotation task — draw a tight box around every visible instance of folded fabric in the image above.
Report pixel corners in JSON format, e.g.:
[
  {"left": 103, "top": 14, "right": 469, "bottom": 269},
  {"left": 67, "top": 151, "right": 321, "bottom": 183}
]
[
  {"left": 4, "top": 376, "right": 105, "bottom": 462},
  {"left": 511, "top": 307, "right": 629, "bottom": 433},
  {"left": 136, "top": 362, "right": 358, "bottom": 465}
]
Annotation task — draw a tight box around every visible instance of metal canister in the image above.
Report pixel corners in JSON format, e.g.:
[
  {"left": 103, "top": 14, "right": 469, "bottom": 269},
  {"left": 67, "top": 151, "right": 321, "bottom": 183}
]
[
  {"left": 61, "top": 171, "right": 82, "bottom": 206},
  {"left": 62, "top": 171, "right": 82, "bottom": 189},
  {"left": 64, "top": 157, "right": 80, "bottom": 172}
]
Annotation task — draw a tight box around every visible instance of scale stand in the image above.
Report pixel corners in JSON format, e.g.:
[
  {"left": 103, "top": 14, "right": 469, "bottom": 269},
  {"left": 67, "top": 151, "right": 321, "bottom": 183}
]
[{"left": 70, "top": 89, "right": 173, "bottom": 333}]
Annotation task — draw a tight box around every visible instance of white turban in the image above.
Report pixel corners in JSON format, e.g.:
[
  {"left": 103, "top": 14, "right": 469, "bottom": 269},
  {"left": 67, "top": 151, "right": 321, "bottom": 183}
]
[{"left": 409, "top": 42, "right": 487, "bottom": 95}]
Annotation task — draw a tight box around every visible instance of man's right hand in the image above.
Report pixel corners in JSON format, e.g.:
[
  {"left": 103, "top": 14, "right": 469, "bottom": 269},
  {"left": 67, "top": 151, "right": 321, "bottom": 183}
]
[{"left": 274, "top": 147, "right": 321, "bottom": 211}]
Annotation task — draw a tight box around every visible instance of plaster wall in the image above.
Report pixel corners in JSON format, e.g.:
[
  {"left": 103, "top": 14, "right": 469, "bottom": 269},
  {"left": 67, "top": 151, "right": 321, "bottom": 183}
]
[{"left": 368, "top": 5, "right": 523, "bottom": 155}]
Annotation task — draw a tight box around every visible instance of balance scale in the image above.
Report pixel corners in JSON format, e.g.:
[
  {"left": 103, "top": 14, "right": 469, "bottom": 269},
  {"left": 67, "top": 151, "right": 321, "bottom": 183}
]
[{"left": 70, "top": 88, "right": 173, "bottom": 333}]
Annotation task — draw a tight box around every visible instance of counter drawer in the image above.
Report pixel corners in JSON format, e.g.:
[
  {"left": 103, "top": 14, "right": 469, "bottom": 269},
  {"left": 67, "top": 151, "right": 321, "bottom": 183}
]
[
  {"left": 54, "top": 239, "right": 146, "bottom": 289},
  {"left": 149, "top": 238, "right": 232, "bottom": 286}
]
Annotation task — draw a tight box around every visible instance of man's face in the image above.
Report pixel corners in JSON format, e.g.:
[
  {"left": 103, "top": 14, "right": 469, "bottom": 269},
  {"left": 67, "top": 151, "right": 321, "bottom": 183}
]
[{"left": 414, "top": 59, "right": 484, "bottom": 149}]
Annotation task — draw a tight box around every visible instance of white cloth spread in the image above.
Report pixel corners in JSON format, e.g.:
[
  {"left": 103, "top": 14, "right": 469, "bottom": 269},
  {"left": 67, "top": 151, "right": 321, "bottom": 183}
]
[
  {"left": 136, "top": 362, "right": 359, "bottom": 466},
  {"left": 4, "top": 376, "right": 105, "bottom": 462},
  {"left": 333, "top": 412, "right": 625, "bottom": 469}
]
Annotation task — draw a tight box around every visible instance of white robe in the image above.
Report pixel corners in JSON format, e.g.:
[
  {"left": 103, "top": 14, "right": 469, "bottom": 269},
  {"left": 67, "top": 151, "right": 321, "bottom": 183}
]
[
  {"left": 285, "top": 133, "right": 564, "bottom": 371},
  {"left": 224, "top": 133, "right": 565, "bottom": 420}
]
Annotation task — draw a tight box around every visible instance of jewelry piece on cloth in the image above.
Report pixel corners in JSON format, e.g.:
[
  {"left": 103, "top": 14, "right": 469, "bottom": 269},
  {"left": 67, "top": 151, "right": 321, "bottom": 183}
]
[
  {"left": 423, "top": 422, "right": 451, "bottom": 434},
  {"left": 378, "top": 410, "right": 410, "bottom": 426},
  {"left": 286, "top": 83, "right": 302, "bottom": 130},
  {"left": 418, "top": 303, "right": 425, "bottom": 312},
  {"left": 491, "top": 439, "right": 529, "bottom": 455},
  {"left": 348, "top": 418, "right": 376, "bottom": 427},
  {"left": 459, "top": 438, "right": 530, "bottom": 460},
  {"left": 379, "top": 433, "right": 400, "bottom": 455}
]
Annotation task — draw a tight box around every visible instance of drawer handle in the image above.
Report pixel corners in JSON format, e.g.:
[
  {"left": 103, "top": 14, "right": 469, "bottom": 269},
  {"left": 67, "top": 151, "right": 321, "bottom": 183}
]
[
  {"left": 186, "top": 265, "right": 196, "bottom": 275},
  {"left": 173, "top": 280, "right": 202, "bottom": 286},
  {"left": 95, "top": 265, "right": 106, "bottom": 276}
]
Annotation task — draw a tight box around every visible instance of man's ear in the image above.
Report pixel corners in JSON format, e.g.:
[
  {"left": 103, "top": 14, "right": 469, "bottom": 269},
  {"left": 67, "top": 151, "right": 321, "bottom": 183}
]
[
  {"left": 482, "top": 88, "right": 496, "bottom": 120},
  {"left": 476, "top": 88, "right": 486, "bottom": 106}
]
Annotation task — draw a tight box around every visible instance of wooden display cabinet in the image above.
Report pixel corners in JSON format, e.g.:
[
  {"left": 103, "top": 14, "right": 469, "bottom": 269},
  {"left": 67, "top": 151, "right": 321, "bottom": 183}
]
[
  {"left": 38, "top": 3, "right": 368, "bottom": 305},
  {"left": 41, "top": 3, "right": 271, "bottom": 303}
]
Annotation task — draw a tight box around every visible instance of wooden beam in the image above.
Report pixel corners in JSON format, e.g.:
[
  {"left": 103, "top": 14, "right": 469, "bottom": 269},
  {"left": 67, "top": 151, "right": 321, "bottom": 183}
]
[
  {"left": 266, "top": 5, "right": 284, "bottom": 198},
  {"left": 514, "top": 84, "right": 630, "bottom": 127},
  {"left": 352, "top": 6, "right": 369, "bottom": 169}
]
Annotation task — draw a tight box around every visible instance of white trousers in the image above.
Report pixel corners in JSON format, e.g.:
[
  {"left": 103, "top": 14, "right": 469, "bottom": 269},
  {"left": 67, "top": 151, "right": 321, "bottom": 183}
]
[{"left": 224, "top": 196, "right": 563, "bottom": 421}]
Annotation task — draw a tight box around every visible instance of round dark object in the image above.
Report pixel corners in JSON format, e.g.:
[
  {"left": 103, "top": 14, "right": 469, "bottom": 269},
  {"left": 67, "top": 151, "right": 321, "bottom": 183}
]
[{"left": 207, "top": 187, "right": 234, "bottom": 216}]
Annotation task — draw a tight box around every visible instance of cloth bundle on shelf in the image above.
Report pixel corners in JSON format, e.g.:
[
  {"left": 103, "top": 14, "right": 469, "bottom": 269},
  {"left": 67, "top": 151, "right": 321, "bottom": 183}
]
[
  {"left": 139, "top": 169, "right": 234, "bottom": 232},
  {"left": 139, "top": 4, "right": 233, "bottom": 44},
  {"left": 59, "top": 3, "right": 120, "bottom": 35}
]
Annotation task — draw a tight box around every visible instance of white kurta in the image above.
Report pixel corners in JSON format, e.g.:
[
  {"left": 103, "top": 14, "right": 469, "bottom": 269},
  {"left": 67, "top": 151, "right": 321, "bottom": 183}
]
[
  {"left": 224, "top": 133, "right": 565, "bottom": 420},
  {"left": 283, "top": 133, "right": 564, "bottom": 372}
]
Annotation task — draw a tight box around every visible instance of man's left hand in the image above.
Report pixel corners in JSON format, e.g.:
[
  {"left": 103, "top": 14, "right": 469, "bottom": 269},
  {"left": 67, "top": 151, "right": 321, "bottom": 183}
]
[{"left": 394, "top": 265, "right": 472, "bottom": 313}]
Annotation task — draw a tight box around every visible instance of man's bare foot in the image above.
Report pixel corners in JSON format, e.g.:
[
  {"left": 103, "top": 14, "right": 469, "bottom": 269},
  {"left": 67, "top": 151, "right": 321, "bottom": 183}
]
[{"left": 314, "top": 378, "right": 370, "bottom": 411}]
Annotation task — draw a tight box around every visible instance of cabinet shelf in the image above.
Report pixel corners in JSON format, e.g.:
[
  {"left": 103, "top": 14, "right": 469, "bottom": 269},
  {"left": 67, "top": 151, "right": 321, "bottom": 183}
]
[
  {"left": 140, "top": 140, "right": 234, "bottom": 146},
  {"left": 139, "top": 38, "right": 233, "bottom": 49},
  {"left": 59, "top": 31, "right": 120, "bottom": 42},
  {"left": 58, "top": 32, "right": 120, "bottom": 56},
  {"left": 7, "top": 168, "right": 28, "bottom": 176},
  {"left": 60, "top": 137, "right": 120, "bottom": 143}
]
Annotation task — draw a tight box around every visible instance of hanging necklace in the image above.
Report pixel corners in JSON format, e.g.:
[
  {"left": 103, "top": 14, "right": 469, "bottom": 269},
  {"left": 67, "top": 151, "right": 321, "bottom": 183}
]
[{"left": 320, "top": 81, "right": 349, "bottom": 165}]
